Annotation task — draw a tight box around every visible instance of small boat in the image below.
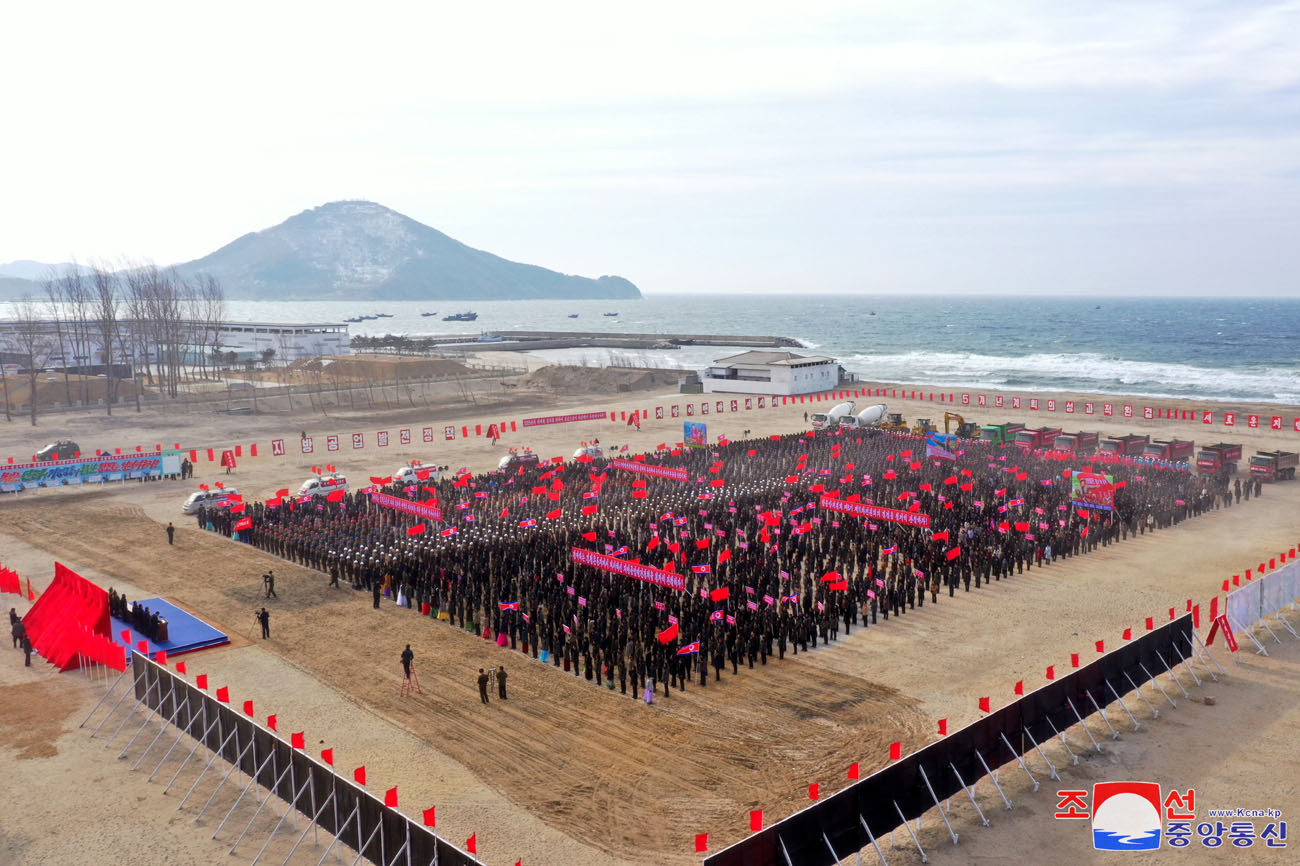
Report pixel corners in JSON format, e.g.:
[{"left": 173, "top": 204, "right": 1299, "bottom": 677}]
[
  {"left": 443, "top": 311, "right": 478, "bottom": 322},
  {"left": 375, "top": 313, "right": 394, "bottom": 318},
  {"left": 869, "top": 311, "right": 876, "bottom": 316},
  {"left": 420, "top": 312, "right": 438, "bottom": 317},
  {"left": 345, "top": 316, "right": 363, "bottom": 323},
  {"left": 603, "top": 312, "right": 619, "bottom": 317},
  {"left": 476, "top": 332, "right": 504, "bottom": 343},
  {"left": 567, "top": 313, "right": 579, "bottom": 318}
]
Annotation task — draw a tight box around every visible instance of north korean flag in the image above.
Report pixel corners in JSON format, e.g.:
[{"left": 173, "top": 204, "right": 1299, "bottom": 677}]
[
  {"left": 673, "top": 517, "right": 688, "bottom": 526},
  {"left": 676, "top": 641, "right": 701, "bottom": 656},
  {"left": 474, "top": 491, "right": 489, "bottom": 499},
  {"left": 710, "top": 609, "right": 724, "bottom": 622},
  {"left": 518, "top": 518, "right": 537, "bottom": 528},
  {"left": 611, "top": 545, "right": 629, "bottom": 557},
  {"left": 499, "top": 601, "right": 519, "bottom": 611},
  {"left": 583, "top": 490, "right": 599, "bottom": 499},
  {"left": 439, "top": 527, "right": 458, "bottom": 537},
  {"left": 1008, "top": 498, "right": 1025, "bottom": 507},
  {"left": 691, "top": 564, "right": 712, "bottom": 574},
  {"left": 881, "top": 544, "right": 897, "bottom": 555}
]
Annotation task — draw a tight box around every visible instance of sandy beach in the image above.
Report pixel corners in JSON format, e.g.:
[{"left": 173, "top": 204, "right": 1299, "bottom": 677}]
[{"left": 2, "top": 368, "right": 1299, "bottom": 866}]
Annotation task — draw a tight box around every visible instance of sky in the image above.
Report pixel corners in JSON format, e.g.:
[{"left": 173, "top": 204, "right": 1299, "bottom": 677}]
[{"left": 2, "top": 0, "right": 1298, "bottom": 295}]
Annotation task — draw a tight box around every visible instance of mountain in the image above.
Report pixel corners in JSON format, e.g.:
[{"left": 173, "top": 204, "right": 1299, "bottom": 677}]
[
  {"left": 0, "top": 260, "right": 78, "bottom": 281},
  {"left": 175, "top": 201, "right": 641, "bottom": 301}
]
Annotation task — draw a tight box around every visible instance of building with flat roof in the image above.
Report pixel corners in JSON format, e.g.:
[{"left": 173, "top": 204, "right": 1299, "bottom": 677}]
[{"left": 701, "top": 350, "right": 840, "bottom": 396}]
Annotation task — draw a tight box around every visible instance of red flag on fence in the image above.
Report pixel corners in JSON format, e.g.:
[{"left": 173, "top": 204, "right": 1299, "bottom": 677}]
[
  {"left": 467, "top": 834, "right": 477, "bottom": 854},
  {"left": 155, "top": 650, "right": 167, "bottom": 665},
  {"left": 938, "top": 719, "right": 947, "bottom": 736},
  {"left": 176, "top": 661, "right": 187, "bottom": 674},
  {"left": 1123, "top": 627, "right": 1132, "bottom": 641},
  {"left": 1145, "top": 616, "right": 1154, "bottom": 631},
  {"left": 889, "top": 741, "right": 901, "bottom": 760},
  {"left": 1014, "top": 680, "right": 1024, "bottom": 696},
  {"left": 267, "top": 714, "right": 277, "bottom": 731},
  {"left": 321, "top": 748, "right": 334, "bottom": 765},
  {"left": 423, "top": 807, "right": 437, "bottom": 827},
  {"left": 848, "top": 762, "right": 860, "bottom": 780},
  {"left": 1071, "top": 653, "right": 1080, "bottom": 668},
  {"left": 1046, "top": 665, "right": 1055, "bottom": 680},
  {"left": 978, "top": 696, "right": 990, "bottom": 713},
  {"left": 291, "top": 732, "right": 305, "bottom": 749},
  {"left": 385, "top": 787, "right": 398, "bottom": 808},
  {"left": 808, "top": 783, "right": 819, "bottom": 801},
  {"left": 216, "top": 686, "right": 230, "bottom": 703},
  {"left": 695, "top": 833, "right": 709, "bottom": 853},
  {"left": 354, "top": 766, "right": 366, "bottom": 786},
  {"left": 196, "top": 674, "right": 208, "bottom": 690},
  {"left": 1096, "top": 640, "right": 1105, "bottom": 653},
  {"left": 243, "top": 700, "right": 253, "bottom": 717},
  {"left": 750, "top": 810, "right": 763, "bottom": 832}
]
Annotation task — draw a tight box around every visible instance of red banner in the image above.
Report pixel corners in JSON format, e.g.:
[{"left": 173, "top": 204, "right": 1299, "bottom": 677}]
[
  {"left": 609, "top": 459, "right": 689, "bottom": 481},
  {"left": 572, "top": 547, "right": 685, "bottom": 591},
  {"left": 522, "top": 411, "right": 608, "bottom": 428},
  {"left": 818, "top": 496, "right": 932, "bottom": 528},
  {"left": 368, "top": 490, "right": 443, "bottom": 522}
]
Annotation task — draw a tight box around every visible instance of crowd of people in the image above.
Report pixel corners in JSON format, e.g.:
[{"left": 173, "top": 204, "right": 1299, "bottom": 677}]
[
  {"left": 109, "top": 588, "right": 168, "bottom": 642},
  {"left": 196, "top": 426, "right": 1251, "bottom": 699}
]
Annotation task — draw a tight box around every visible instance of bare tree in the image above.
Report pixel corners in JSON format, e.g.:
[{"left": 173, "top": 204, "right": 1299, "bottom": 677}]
[
  {"left": 10, "top": 295, "right": 58, "bottom": 425},
  {"left": 43, "top": 270, "right": 74, "bottom": 405},
  {"left": 90, "top": 264, "right": 122, "bottom": 415}
]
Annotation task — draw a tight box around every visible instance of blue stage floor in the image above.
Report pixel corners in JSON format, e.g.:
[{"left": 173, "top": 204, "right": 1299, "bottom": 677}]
[{"left": 112, "top": 597, "right": 229, "bottom": 656}]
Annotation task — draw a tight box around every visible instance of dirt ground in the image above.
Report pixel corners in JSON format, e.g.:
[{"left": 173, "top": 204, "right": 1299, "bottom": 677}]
[{"left": 2, "top": 372, "right": 1300, "bottom": 866}]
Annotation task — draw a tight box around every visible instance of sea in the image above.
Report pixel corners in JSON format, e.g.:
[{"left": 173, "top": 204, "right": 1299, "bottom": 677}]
[{"left": 15, "top": 294, "right": 1290, "bottom": 405}]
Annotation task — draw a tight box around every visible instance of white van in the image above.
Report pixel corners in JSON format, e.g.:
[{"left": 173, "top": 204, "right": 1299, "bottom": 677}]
[
  {"left": 182, "top": 487, "right": 240, "bottom": 514},
  {"left": 394, "top": 463, "right": 440, "bottom": 486},
  {"left": 297, "top": 474, "right": 349, "bottom": 498},
  {"left": 573, "top": 445, "right": 604, "bottom": 460}
]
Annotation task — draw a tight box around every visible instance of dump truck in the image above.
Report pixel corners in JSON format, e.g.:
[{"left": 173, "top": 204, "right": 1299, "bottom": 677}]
[
  {"left": 1098, "top": 434, "right": 1149, "bottom": 457},
  {"left": 1054, "top": 432, "right": 1100, "bottom": 455},
  {"left": 1249, "top": 450, "right": 1298, "bottom": 481},
  {"left": 1142, "top": 439, "right": 1195, "bottom": 461},
  {"left": 1196, "top": 442, "right": 1243, "bottom": 475},
  {"left": 979, "top": 422, "right": 1025, "bottom": 446},
  {"left": 1014, "top": 426, "right": 1063, "bottom": 450},
  {"left": 839, "top": 404, "right": 888, "bottom": 430},
  {"left": 811, "top": 401, "right": 855, "bottom": 430},
  {"left": 943, "top": 412, "right": 980, "bottom": 438}
]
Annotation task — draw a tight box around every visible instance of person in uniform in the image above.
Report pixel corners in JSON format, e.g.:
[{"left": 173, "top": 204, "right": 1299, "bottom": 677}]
[
  {"left": 401, "top": 644, "right": 414, "bottom": 679},
  {"left": 477, "top": 668, "right": 491, "bottom": 704},
  {"left": 496, "top": 665, "right": 508, "bottom": 700}
]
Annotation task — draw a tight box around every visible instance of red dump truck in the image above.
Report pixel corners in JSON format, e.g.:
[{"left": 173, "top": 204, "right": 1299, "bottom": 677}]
[
  {"left": 1014, "top": 426, "right": 1062, "bottom": 450},
  {"left": 1196, "top": 443, "right": 1242, "bottom": 475},
  {"left": 1142, "top": 439, "right": 1195, "bottom": 461},
  {"left": 1249, "top": 450, "right": 1298, "bottom": 481},
  {"left": 1098, "top": 434, "right": 1149, "bottom": 457},
  {"left": 1055, "top": 432, "right": 1100, "bottom": 455}
]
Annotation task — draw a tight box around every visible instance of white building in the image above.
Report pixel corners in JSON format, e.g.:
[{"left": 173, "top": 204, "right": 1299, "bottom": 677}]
[{"left": 701, "top": 351, "right": 840, "bottom": 396}]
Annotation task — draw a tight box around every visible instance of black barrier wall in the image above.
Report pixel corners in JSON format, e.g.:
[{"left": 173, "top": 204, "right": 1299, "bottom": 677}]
[
  {"left": 131, "top": 654, "right": 483, "bottom": 866},
  {"left": 703, "top": 615, "right": 1195, "bottom": 866}
]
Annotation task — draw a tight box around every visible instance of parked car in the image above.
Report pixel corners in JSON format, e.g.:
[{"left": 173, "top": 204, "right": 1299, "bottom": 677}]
[
  {"left": 36, "top": 440, "right": 81, "bottom": 461},
  {"left": 182, "top": 487, "right": 241, "bottom": 514},
  {"left": 297, "top": 474, "right": 350, "bottom": 498}
]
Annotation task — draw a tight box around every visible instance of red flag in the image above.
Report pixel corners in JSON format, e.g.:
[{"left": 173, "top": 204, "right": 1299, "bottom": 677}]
[
  {"left": 657, "top": 623, "right": 679, "bottom": 644},
  {"left": 1046, "top": 665, "right": 1055, "bottom": 680},
  {"left": 216, "top": 686, "right": 230, "bottom": 703},
  {"left": 717, "top": 548, "right": 732, "bottom": 564},
  {"left": 937, "top": 719, "right": 947, "bottom": 736},
  {"left": 423, "top": 807, "right": 436, "bottom": 827},
  {"left": 467, "top": 834, "right": 477, "bottom": 854},
  {"left": 848, "top": 762, "right": 860, "bottom": 780},
  {"left": 321, "top": 748, "right": 334, "bottom": 765},
  {"left": 354, "top": 766, "right": 366, "bottom": 786},
  {"left": 407, "top": 523, "right": 426, "bottom": 536},
  {"left": 267, "top": 714, "right": 277, "bottom": 731},
  {"left": 710, "top": 587, "right": 730, "bottom": 602},
  {"left": 932, "top": 530, "right": 949, "bottom": 541},
  {"left": 1014, "top": 680, "right": 1024, "bottom": 696},
  {"left": 695, "top": 833, "right": 709, "bottom": 853},
  {"left": 750, "top": 810, "right": 763, "bottom": 832},
  {"left": 243, "top": 700, "right": 254, "bottom": 717},
  {"left": 196, "top": 674, "right": 208, "bottom": 690},
  {"left": 120, "top": 629, "right": 130, "bottom": 644},
  {"left": 233, "top": 517, "right": 253, "bottom": 531},
  {"left": 385, "top": 787, "right": 398, "bottom": 808},
  {"left": 978, "top": 696, "right": 990, "bottom": 713},
  {"left": 546, "top": 509, "right": 562, "bottom": 520},
  {"left": 945, "top": 546, "right": 962, "bottom": 561},
  {"left": 581, "top": 531, "right": 597, "bottom": 542},
  {"left": 1145, "top": 616, "right": 1154, "bottom": 631},
  {"left": 1071, "top": 653, "right": 1080, "bottom": 668},
  {"left": 808, "top": 783, "right": 819, "bottom": 801},
  {"left": 1123, "top": 627, "right": 1132, "bottom": 641},
  {"left": 696, "top": 538, "right": 710, "bottom": 550},
  {"left": 176, "top": 661, "right": 187, "bottom": 674},
  {"left": 291, "top": 731, "right": 305, "bottom": 750},
  {"left": 581, "top": 504, "right": 597, "bottom": 515},
  {"left": 154, "top": 650, "right": 167, "bottom": 665},
  {"left": 1095, "top": 640, "right": 1105, "bottom": 653},
  {"left": 889, "top": 741, "right": 901, "bottom": 760},
  {"left": 1193, "top": 604, "right": 1200, "bottom": 628},
  {"left": 137, "top": 640, "right": 148, "bottom": 652}
]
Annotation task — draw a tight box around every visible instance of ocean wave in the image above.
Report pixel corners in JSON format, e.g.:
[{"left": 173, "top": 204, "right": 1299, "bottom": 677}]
[{"left": 836, "top": 351, "right": 1300, "bottom": 405}]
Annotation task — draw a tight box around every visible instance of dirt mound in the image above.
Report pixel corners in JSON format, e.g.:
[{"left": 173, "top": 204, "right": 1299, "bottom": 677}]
[
  {"left": 287, "top": 354, "right": 471, "bottom": 382},
  {"left": 520, "top": 365, "right": 681, "bottom": 395}
]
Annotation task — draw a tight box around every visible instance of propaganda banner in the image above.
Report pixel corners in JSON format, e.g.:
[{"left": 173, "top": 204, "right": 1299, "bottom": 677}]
[
  {"left": 368, "top": 490, "right": 443, "bottom": 522},
  {"left": 521, "top": 411, "right": 607, "bottom": 428},
  {"left": 818, "top": 496, "right": 932, "bottom": 528},
  {"left": 1071, "top": 469, "right": 1115, "bottom": 512},
  {"left": 572, "top": 548, "right": 685, "bottom": 591},
  {"left": 1, "top": 453, "right": 180, "bottom": 492},
  {"left": 609, "top": 459, "right": 689, "bottom": 481}
]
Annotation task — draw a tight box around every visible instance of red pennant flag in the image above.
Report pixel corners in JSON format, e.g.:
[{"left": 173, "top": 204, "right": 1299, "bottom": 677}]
[
  {"left": 176, "top": 661, "right": 187, "bottom": 674},
  {"left": 354, "top": 765, "right": 366, "bottom": 786},
  {"left": 267, "top": 714, "right": 277, "bottom": 731},
  {"left": 1192, "top": 604, "right": 1200, "bottom": 628},
  {"left": 321, "top": 748, "right": 334, "bottom": 765},
  {"left": 1145, "top": 616, "right": 1154, "bottom": 631},
  {"left": 1014, "top": 680, "right": 1024, "bottom": 696},
  {"left": 1169, "top": 607, "right": 1176, "bottom": 621},
  {"left": 1095, "top": 640, "right": 1105, "bottom": 653},
  {"left": 581, "top": 504, "right": 598, "bottom": 515},
  {"left": 695, "top": 833, "right": 709, "bottom": 853},
  {"left": 848, "top": 762, "right": 860, "bottom": 780},
  {"left": 945, "top": 546, "right": 962, "bottom": 561},
  {"left": 407, "top": 523, "right": 426, "bottom": 536},
  {"left": 750, "top": 810, "right": 763, "bottom": 832},
  {"left": 1123, "top": 627, "right": 1132, "bottom": 641},
  {"left": 581, "top": 531, "right": 597, "bottom": 542},
  {"left": 710, "top": 587, "right": 730, "bottom": 601},
  {"left": 1046, "top": 665, "right": 1055, "bottom": 680},
  {"left": 1210, "top": 597, "right": 1219, "bottom": 619},
  {"left": 546, "top": 508, "right": 562, "bottom": 520},
  {"left": 978, "top": 696, "right": 990, "bottom": 713},
  {"left": 291, "top": 731, "right": 305, "bottom": 750},
  {"left": 137, "top": 640, "right": 148, "bottom": 652},
  {"left": 889, "top": 741, "right": 901, "bottom": 760},
  {"left": 1071, "top": 653, "right": 1080, "bottom": 668},
  {"left": 937, "top": 718, "right": 947, "bottom": 736},
  {"left": 656, "top": 623, "right": 679, "bottom": 644},
  {"left": 385, "top": 787, "right": 398, "bottom": 808},
  {"left": 120, "top": 629, "right": 131, "bottom": 644},
  {"left": 717, "top": 548, "right": 732, "bottom": 564},
  {"left": 155, "top": 650, "right": 167, "bottom": 665},
  {"left": 196, "top": 674, "right": 208, "bottom": 690},
  {"left": 423, "top": 807, "right": 436, "bottom": 827},
  {"left": 243, "top": 700, "right": 254, "bottom": 716},
  {"left": 1221, "top": 579, "right": 1230, "bottom": 593},
  {"left": 467, "top": 834, "right": 477, "bottom": 855},
  {"left": 216, "top": 686, "right": 230, "bottom": 703},
  {"left": 808, "top": 783, "right": 819, "bottom": 800}
]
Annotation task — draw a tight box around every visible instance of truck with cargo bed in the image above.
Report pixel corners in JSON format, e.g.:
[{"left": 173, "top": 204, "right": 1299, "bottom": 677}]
[
  {"left": 1196, "top": 443, "right": 1243, "bottom": 475},
  {"left": 1098, "top": 434, "right": 1149, "bottom": 457},
  {"left": 1249, "top": 450, "right": 1298, "bottom": 482}
]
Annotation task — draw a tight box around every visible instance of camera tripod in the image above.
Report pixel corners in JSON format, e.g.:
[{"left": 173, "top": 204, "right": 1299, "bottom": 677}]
[{"left": 400, "top": 662, "right": 423, "bottom": 697}]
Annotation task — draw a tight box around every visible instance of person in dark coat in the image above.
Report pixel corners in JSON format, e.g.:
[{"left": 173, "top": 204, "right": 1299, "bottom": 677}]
[
  {"left": 477, "top": 668, "right": 491, "bottom": 704},
  {"left": 166, "top": 522, "right": 175, "bottom": 545},
  {"left": 257, "top": 607, "right": 270, "bottom": 639},
  {"left": 401, "top": 644, "right": 414, "bottom": 679},
  {"left": 496, "top": 665, "right": 508, "bottom": 700},
  {"left": 22, "top": 633, "right": 33, "bottom": 667}
]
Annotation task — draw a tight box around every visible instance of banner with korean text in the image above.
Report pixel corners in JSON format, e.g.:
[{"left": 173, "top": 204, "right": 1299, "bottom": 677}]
[
  {"left": 818, "top": 496, "right": 932, "bottom": 528},
  {"left": 368, "top": 490, "right": 443, "bottom": 522},
  {"left": 572, "top": 548, "right": 685, "bottom": 591},
  {"left": 608, "top": 459, "right": 690, "bottom": 482}
]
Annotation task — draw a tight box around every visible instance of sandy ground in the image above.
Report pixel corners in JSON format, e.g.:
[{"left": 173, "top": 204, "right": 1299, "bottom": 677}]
[{"left": 2, "top": 372, "right": 1300, "bottom": 866}]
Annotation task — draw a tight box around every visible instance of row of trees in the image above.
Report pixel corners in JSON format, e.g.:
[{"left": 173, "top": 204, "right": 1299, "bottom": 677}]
[{"left": 0, "top": 262, "right": 225, "bottom": 425}]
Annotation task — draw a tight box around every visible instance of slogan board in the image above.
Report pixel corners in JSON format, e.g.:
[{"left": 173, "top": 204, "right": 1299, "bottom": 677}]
[
  {"left": 1071, "top": 470, "right": 1115, "bottom": 511},
  {"left": 572, "top": 548, "right": 685, "bottom": 591},
  {"left": 368, "top": 490, "right": 443, "bottom": 522},
  {"left": 521, "top": 411, "right": 607, "bottom": 428},
  {"left": 683, "top": 421, "right": 708, "bottom": 448},
  {"left": 608, "top": 459, "right": 689, "bottom": 481},
  {"left": 1, "top": 453, "right": 181, "bottom": 492},
  {"left": 818, "top": 496, "right": 932, "bottom": 528}
]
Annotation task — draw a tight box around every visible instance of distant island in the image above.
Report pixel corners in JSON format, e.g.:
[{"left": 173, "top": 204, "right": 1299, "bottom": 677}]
[{"left": 0, "top": 200, "right": 641, "bottom": 301}]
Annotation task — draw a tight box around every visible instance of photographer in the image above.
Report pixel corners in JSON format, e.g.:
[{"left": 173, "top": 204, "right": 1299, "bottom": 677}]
[{"left": 256, "top": 607, "right": 270, "bottom": 639}]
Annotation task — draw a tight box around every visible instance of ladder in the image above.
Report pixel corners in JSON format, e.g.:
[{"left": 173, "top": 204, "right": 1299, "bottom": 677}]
[{"left": 400, "top": 663, "right": 424, "bottom": 698}]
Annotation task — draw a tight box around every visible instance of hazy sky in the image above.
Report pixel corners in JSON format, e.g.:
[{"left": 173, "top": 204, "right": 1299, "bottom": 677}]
[{"left": 3, "top": 1, "right": 1298, "bottom": 295}]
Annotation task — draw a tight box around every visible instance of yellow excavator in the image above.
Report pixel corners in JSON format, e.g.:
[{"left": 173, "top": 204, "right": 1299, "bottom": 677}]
[{"left": 944, "top": 412, "right": 980, "bottom": 438}]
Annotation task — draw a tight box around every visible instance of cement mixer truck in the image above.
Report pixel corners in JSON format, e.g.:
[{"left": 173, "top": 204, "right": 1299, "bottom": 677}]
[
  {"left": 839, "top": 404, "right": 888, "bottom": 430},
  {"left": 811, "top": 400, "right": 855, "bottom": 430}
]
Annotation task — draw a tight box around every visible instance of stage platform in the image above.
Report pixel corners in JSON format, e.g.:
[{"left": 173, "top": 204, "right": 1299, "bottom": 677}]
[{"left": 112, "top": 597, "right": 229, "bottom": 656}]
